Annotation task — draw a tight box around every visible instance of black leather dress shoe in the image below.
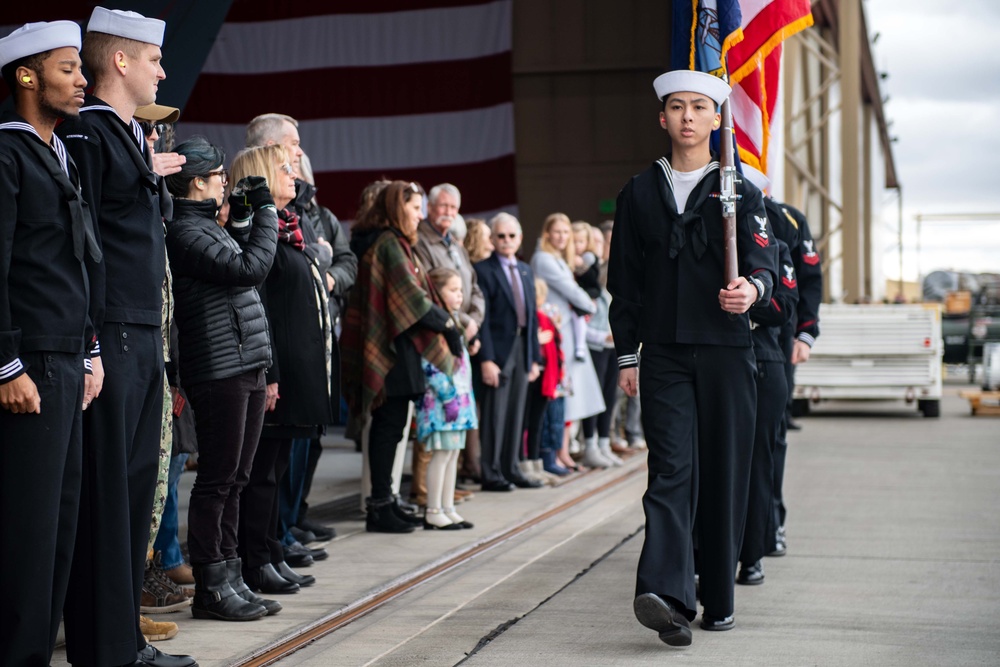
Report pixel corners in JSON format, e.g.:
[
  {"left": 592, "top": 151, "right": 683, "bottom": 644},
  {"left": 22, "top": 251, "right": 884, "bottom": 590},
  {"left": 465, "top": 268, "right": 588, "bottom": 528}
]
[
  {"left": 511, "top": 477, "right": 544, "bottom": 489},
  {"left": 297, "top": 518, "right": 336, "bottom": 541},
  {"left": 736, "top": 560, "right": 765, "bottom": 585},
  {"left": 135, "top": 644, "right": 198, "bottom": 666},
  {"left": 480, "top": 480, "right": 515, "bottom": 492},
  {"left": 243, "top": 563, "right": 300, "bottom": 594},
  {"left": 633, "top": 593, "right": 692, "bottom": 647},
  {"left": 700, "top": 614, "right": 735, "bottom": 631},
  {"left": 787, "top": 418, "right": 802, "bottom": 431},
  {"left": 283, "top": 542, "right": 314, "bottom": 567},
  {"left": 289, "top": 526, "right": 318, "bottom": 545},
  {"left": 276, "top": 560, "right": 316, "bottom": 587}
]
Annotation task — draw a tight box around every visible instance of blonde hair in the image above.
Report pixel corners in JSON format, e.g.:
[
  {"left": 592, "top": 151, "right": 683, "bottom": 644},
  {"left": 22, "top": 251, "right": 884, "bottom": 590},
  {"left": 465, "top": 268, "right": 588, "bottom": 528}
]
[
  {"left": 229, "top": 145, "right": 288, "bottom": 201},
  {"left": 464, "top": 217, "right": 492, "bottom": 263},
  {"left": 571, "top": 221, "right": 597, "bottom": 255},
  {"left": 534, "top": 277, "right": 548, "bottom": 306},
  {"left": 539, "top": 212, "right": 575, "bottom": 267}
]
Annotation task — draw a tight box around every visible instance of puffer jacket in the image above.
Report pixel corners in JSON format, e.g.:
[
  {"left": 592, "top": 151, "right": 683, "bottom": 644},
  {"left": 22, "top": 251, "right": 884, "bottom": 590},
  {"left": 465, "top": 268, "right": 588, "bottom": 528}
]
[{"left": 166, "top": 198, "right": 278, "bottom": 386}]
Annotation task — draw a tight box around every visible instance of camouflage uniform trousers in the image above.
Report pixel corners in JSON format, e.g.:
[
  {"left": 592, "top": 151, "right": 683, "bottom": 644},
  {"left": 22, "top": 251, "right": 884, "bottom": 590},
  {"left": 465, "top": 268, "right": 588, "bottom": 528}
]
[{"left": 148, "top": 254, "right": 173, "bottom": 554}]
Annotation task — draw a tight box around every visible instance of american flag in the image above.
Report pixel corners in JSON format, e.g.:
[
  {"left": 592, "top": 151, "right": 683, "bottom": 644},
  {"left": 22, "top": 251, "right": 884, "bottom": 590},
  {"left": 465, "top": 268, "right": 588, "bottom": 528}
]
[{"left": 1, "top": 1, "right": 519, "bottom": 221}]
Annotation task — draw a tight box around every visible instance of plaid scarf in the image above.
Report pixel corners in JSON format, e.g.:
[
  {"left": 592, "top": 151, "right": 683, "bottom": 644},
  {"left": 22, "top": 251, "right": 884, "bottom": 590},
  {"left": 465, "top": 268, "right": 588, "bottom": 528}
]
[
  {"left": 342, "top": 229, "right": 454, "bottom": 417},
  {"left": 277, "top": 208, "right": 305, "bottom": 250}
]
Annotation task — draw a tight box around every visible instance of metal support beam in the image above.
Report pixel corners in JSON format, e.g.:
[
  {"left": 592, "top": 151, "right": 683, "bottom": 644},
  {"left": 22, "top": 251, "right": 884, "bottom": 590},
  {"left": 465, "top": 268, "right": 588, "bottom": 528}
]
[{"left": 839, "top": 0, "right": 864, "bottom": 301}]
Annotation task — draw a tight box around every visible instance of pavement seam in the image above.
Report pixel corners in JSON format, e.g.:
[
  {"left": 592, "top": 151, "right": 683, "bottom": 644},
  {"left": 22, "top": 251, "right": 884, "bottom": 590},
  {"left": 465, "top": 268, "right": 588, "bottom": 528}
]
[{"left": 453, "top": 525, "right": 644, "bottom": 665}]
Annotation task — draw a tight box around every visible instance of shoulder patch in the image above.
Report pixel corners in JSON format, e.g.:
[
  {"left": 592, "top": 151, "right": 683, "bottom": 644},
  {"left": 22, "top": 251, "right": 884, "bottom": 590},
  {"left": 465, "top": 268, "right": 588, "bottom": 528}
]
[
  {"left": 753, "top": 214, "right": 769, "bottom": 247},
  {"left": 801, "top": 238, "right": 820, "bottom": 265},
  {"left": 781, "top": 263, "right": 797, "bottom": 289}
]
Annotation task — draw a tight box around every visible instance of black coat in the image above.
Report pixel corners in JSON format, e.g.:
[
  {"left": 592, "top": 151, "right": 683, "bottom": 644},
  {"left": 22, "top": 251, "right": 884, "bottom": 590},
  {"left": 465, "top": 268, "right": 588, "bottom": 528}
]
[
  {"left": 474, "top": 253, "right": 541, "bottom": 372},
  {"left": 261, "top": 234, "right": 338, "bottom": 429},
  {"left": 608, "top": 155, "right": 779, "bottom": 367},
  {"left": 166, "top": 198, "right": 277, "bottom": 386}
]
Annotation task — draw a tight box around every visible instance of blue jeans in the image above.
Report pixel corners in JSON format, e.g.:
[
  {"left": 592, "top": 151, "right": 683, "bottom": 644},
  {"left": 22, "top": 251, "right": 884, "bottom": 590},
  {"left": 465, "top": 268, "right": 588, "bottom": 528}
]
[
  {"left": 152, "top": 453, "right": 189, "bottom": 570},
  {"left": 540, "top": 397, "right": 565, "bottom": 453},
  {"left": 278, "top": 438, "right": 311, "bottom": 546}
]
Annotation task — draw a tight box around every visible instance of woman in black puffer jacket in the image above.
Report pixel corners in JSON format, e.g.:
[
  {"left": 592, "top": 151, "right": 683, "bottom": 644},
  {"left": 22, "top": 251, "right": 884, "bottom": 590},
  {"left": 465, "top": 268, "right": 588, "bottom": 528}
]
[{"left": 164, "top": 137, "right": 278, "bottom": 622}]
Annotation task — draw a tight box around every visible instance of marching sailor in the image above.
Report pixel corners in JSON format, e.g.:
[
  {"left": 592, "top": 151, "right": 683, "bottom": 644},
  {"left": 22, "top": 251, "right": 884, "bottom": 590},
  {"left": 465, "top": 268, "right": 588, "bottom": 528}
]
[{"left": 608, "top": 69, "right": 778, "bottom": 646}]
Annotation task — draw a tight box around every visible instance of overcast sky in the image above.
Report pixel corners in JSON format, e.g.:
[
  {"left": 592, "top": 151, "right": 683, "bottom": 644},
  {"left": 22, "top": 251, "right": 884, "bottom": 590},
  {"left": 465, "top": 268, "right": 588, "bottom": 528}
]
[{"left": 864, "top": 0, "right": 1000, "bottom": 280}]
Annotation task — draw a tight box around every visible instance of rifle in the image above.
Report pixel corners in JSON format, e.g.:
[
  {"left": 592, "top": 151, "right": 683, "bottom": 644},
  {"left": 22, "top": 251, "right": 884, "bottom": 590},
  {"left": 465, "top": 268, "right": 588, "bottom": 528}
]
[{"left": 718, "top": 98, "right": 739, "bottom": 284}]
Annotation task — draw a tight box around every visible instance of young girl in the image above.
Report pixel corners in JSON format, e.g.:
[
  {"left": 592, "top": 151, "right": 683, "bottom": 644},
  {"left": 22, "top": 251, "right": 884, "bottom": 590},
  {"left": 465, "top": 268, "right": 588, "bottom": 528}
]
[
  {"left": 417, "top": 268, "right": 480, "bottom": 530},
  {"left": 524, "top": 278, "right": 571, "bottom": 477},
  {"left": 570, "top": 221, "right": 600, "bottom": 361}
]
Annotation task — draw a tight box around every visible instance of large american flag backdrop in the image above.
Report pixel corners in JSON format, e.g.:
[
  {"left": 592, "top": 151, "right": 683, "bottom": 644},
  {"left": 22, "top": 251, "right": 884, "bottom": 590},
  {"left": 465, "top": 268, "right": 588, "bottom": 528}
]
[
  {"left": 179, "top": 0, "right": 517, "bottom": 220},
  {"left": 1, "top": 1, "right": 518, "bottom": 221}
]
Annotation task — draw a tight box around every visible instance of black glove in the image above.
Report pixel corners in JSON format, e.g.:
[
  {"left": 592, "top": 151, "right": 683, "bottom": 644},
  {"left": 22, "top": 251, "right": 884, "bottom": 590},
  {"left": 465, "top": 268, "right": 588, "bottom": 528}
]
[
  {"left": 232, "top": 176, "right": 275, "bottom": 211},
  {"left": 227, "top": 190, "right": 252, "bottom": 225},
  {"left": 443, "top": 327, "right": 464, "bottom": 357}
]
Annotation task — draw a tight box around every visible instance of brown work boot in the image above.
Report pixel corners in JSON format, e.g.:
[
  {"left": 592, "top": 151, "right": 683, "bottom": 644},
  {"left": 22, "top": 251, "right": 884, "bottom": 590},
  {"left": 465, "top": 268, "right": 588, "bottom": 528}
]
[
  {"left": 141, "top": 557, "right": 192, "bottom": 614},
  {"left": 139, "top": 615, "right": 178, "bottom": 641}
]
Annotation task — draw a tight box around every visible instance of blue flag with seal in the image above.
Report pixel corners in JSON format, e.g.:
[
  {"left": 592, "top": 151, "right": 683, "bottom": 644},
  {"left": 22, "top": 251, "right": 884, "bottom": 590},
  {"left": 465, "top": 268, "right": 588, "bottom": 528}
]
[{"left": 670, "top": 0, "right": 744, "bottom": 78}]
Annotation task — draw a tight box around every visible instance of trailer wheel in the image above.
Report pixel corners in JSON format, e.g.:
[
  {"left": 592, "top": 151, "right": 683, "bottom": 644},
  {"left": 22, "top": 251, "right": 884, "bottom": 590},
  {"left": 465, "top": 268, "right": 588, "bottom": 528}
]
[
  {"left": 791, "top": 398, "right": 811, "bottom": 417},
  {"left": 918, "top": 399, "right": 941, "bottom": 418}
]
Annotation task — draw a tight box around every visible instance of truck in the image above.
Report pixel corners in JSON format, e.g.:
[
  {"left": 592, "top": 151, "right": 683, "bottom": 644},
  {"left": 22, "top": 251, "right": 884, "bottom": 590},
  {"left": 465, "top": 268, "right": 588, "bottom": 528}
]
[{"left": 792, "top": 303, "right": 943, "bottom": 417}]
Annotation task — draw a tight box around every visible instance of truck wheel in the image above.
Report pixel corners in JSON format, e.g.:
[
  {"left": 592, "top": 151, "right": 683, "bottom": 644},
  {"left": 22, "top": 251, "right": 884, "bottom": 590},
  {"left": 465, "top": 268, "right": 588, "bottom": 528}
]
[
  {"left": 791, "top": 398, "right": 811, "bottom": 417},
  {"left": 918, "top": 399, "right": 941, "bottom": 418}
]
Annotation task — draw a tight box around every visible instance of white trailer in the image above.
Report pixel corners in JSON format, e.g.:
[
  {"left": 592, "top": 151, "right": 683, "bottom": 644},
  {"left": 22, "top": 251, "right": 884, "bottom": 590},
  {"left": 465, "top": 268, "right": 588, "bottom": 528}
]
[{"left": 792, "top": 304, "right": 943, "bottom": 417}]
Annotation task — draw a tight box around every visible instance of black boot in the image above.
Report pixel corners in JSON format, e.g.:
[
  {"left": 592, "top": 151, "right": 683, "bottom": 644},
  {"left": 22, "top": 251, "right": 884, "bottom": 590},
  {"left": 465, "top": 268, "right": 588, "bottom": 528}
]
[
  {"left": 225, "top": 558, "right": 282, "bottom": 615},
  {"left": 275, "top": 560, "right": 316, "bottom": 587},
  {"left": 191, "top": 561, "right": 267, "bottom": 621},
  {"left": 391, "top": 496, "right": 423, "bottom": 525},
  {"left": 243, "top": 562, "right": 300, "bottom": 594},
  {"left": 366, "top": 496, "right": 416, "bottom": 533}
]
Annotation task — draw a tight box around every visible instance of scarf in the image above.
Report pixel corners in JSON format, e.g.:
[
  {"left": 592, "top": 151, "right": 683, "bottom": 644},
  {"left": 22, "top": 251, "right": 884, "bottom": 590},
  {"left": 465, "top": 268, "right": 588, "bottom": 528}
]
[
  {"left": 342, "top": 229, "right": 454, "bottom": 417},
  {"left": 277, "top": 208, "right": 305, "bottom": 250}
]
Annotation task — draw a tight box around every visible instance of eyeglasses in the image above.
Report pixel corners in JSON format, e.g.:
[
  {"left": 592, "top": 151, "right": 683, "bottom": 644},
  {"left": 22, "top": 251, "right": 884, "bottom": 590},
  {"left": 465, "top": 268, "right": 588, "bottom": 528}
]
[
  {"left": 204, "top": 168, "right": 228, "bottom": 186},
  {"left": 139, "top": 121, "right": 166, "bottom": 137},
  {"left": 495, "top": 233, "right": 519, "bottom": 240},
  {"left": 279, "top": 163, "right": 295, "bottom": 175}
]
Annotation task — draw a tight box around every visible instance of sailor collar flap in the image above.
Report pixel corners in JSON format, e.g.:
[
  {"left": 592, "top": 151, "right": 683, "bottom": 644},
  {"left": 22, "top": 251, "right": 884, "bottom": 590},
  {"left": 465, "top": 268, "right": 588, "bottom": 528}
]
[
  {"left": 80, "top": 102, "right": 158, "bottom": 192},
  {"left": 0, "top": 121, "right": 102, "bottom": 263},
  {"left": 655, "top": 156, "right": 719, "bottom": 259}
]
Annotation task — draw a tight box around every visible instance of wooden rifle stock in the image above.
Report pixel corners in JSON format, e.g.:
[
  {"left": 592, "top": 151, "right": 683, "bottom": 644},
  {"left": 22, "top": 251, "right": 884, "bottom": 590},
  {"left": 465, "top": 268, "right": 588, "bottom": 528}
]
[{"left": 719, "top": 98, "right": 739, "bottom": 284}]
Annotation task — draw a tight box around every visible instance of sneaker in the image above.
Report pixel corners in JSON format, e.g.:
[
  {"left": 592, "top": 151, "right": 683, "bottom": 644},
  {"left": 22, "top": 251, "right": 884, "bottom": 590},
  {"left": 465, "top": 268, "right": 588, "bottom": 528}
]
[
  {"left": 139, "top": 615, "right": 178, "bottom": 642},
  {"left": 141, "top": 558, "right": 192, "bottom": 614}
]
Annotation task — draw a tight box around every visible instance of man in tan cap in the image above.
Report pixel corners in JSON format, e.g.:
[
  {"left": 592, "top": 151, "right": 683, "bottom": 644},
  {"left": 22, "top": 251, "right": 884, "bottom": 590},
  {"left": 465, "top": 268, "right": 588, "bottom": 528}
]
[
  {"left": 0, "top": 20, "right": 103, "bottom": 666},
  {"left": 608, "top": 69, "right": 778, "bottom": 646},
  {"left": 57, "top": 7, "right": 196, "bottom": 667}
]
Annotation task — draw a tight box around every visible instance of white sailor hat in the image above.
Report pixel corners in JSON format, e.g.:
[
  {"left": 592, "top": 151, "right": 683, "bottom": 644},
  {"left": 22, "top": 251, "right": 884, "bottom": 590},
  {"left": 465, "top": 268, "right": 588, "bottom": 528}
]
[
  {"left": 653, "top": 70, "right": 731, "bottom": 106},
  {"left": 0, "top": 20, "right": 82, "bottom": 70},
  {"left": 741, "top": 164, "right": 771, "bottom": 192},
  {"left": 87, "top": 7, "right": 165, "bottom": 47}
]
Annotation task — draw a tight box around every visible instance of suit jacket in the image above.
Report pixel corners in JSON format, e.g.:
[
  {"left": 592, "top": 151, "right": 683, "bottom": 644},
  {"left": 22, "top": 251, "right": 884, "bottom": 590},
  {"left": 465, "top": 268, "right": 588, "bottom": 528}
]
[{"left": 474, "top": 253, "right": 540, "bottom": 372}]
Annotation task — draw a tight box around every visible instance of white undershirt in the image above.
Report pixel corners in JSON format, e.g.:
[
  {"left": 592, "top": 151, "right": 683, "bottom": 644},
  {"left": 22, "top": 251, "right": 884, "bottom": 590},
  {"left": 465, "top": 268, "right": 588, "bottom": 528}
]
[{"left": 671, "top": 163, "right": 710, "bottom": 213}]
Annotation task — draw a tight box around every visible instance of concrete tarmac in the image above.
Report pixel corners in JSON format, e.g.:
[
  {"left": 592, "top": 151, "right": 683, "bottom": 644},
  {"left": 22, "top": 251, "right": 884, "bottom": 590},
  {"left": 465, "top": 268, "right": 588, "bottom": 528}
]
[{"left": 50, "top": 387, "right": 1000, "bottom": 666}]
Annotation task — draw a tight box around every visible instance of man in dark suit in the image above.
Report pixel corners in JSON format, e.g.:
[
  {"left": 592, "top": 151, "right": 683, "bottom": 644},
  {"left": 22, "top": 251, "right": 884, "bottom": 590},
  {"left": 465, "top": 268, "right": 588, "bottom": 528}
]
[{"left": 474, "top": 213, "right": 542, "bottom": 491}]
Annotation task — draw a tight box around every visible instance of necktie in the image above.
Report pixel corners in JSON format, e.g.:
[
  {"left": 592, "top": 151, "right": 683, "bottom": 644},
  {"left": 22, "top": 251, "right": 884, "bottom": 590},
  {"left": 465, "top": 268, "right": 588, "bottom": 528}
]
[{"left": 509, "top": 263, "right": 526, "bottom": 328}]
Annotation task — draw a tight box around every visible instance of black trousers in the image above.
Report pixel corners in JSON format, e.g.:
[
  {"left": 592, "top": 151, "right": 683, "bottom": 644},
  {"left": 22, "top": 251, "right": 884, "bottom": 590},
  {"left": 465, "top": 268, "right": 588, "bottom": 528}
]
[
  {"left": 0, "top": 351, "right": 83, "bottom": 667},
  {"left": 479, "top": 336, "right": 529, "bottom": 485},
  {"left": 368, "top": 395, "right": 413, "bottom": 500},
  {"left": 523, "top": 380, "right": 547, "bottom": 461},
  {"left": 740, "top": 360, "right": 787, "bottom": 565},
  {"left": 186, "top": 369, "right": 266, "bottom": 565},
  {"left": 65, "top": 323, "right": 164, "bottom": 666},
  {"left": 582, "top": 347, "right": 619, "bottom": 439},
  {"left": 773, "top": 352, "right": 796, "bottom": 535},
  {"left": 296, "top": 437, "right": 325, "bottom": 522},
  {"left": 635, "top": 343, "right": 756, "bottom": 621},
  {"left": 239, "top": 436, "right": 292, "bottom": 568}
]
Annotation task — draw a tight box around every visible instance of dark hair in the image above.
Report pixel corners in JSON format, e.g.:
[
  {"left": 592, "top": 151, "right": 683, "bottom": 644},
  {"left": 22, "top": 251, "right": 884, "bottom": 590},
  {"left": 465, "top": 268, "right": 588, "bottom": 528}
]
[
  {"left": 353, "top": 180, "right": 425, "bottom": 244},
  {"left": 1, "top": 51, "right": 51, "bottom": 103},
  {"left": 165, "top": 136, "right": 225, "bottom": 198}
]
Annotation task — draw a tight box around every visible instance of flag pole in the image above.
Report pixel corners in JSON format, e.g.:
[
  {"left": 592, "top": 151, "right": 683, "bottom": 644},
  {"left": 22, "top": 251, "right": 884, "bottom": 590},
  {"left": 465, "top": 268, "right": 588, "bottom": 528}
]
[{"left": 719, "top": 97, "right": 739, "bottom": 284}]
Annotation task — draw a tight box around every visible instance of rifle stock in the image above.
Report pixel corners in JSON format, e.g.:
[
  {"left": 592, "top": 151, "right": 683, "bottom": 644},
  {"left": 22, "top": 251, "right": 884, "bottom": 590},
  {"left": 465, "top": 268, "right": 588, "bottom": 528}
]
[{"left": 719, "top": 98, "right": 739, "bottom": 284}]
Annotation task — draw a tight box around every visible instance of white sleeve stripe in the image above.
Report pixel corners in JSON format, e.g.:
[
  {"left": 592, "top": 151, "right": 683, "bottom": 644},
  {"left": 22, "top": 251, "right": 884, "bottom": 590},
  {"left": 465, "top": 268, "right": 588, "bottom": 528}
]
[
  {"left": 797, "top": 332, "right": 816, "bottom": 347},
  {"left": 92, "top": 340, "right": 101, "bottom": 354},
  {"left": 617, "top": 354, "right": 639, "bottom": 367},
  {"left": 0, "top": 358, "right": 25, "bottom": 379}
]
